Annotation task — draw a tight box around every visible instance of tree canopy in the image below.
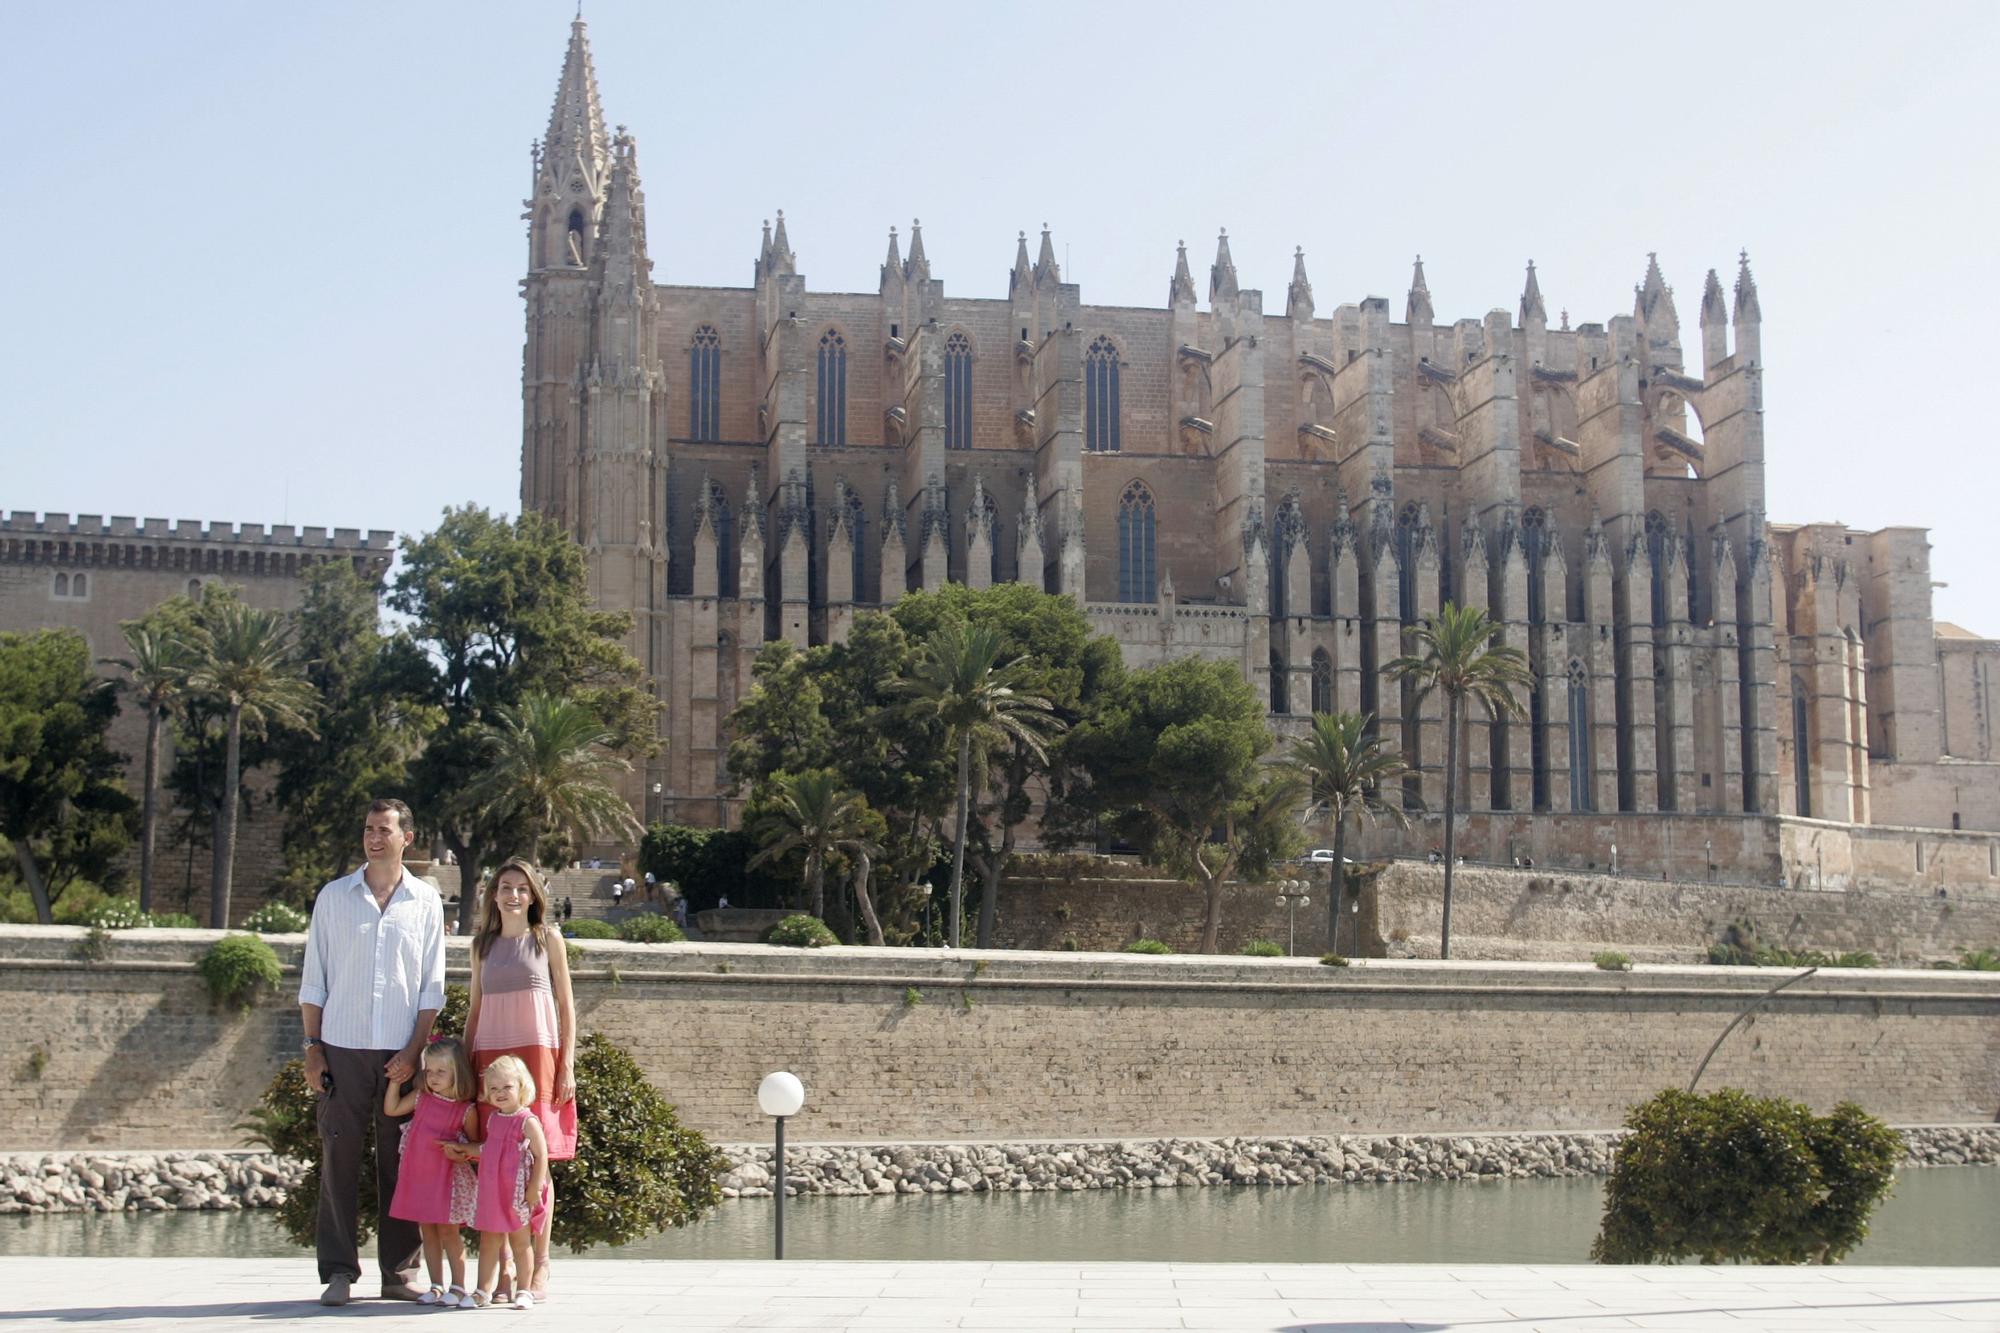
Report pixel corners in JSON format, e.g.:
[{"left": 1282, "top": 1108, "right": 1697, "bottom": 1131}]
[{"left": 0, "top": 630, "right": 135, "bottom": 923}]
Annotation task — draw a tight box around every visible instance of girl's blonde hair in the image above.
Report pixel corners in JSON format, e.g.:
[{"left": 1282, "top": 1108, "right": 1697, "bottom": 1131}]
[
  {"left": 420, "top": 1037, "right": 475, "bottom": 1102},
  {"left": 474, "top": 857, "right": 551, "bottom": 959},
  {"left": 481, "top": 1054, "right": 537, "bottom": 1107}
]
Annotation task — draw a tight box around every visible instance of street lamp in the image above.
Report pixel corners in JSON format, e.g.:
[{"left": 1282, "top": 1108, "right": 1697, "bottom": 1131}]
[
  {"left": 1275, "top": 880, "right": 1312, "bottom": 957},
  {"left": 756, "top": 1071, "right": 806, "bottom": 1259}
]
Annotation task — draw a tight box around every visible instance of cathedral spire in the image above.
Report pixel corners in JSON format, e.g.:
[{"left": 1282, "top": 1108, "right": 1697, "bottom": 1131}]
[
  {"left": 1209, "top": 229, "right": 1238, "bottom": 302},
  {"left": 1701, "top": 267, "right": 1728, "bottom": 325},
  {"left": 1519, "top": 260, "right": 1547, "bottom": 325},
  {"left": 1010, "top": 230, "right": 1032, "bottom": 294},
  {"left": 904, "top": 217, "right": 929, "bottom": 281},
  {"left": 1286, "top": 246, "right": 1314, "bottom": 320},
  {"left": 595, "top": 128, "right": 650, "bottom": 301},
  {"left": 542, "top": 16, "right": 608, "bottom": 196},
  {"left": 1169, "top": 240, "right": 1196, "bottom": 307},
  {"left": 1406, "top": 254, "right": 1433, "bottom": 324},
  {"left": 1034, "top": 223, "right": 1060, "bottom": 284}
]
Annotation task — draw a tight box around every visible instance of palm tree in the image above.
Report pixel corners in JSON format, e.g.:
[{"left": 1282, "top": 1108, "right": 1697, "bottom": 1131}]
[
  {"left": 179, "top": 603, "right": 317, "bottom": 928},
  {"left": 1387, "top": 603, "right": 1531, "bottom": 959},
  {"left": 890, "top": 623, "right": 1062, "bottom": 949},
  {"left": 462, "top": 692, "right": 643, "bottom": 862},
  {"left": 747, "top": 769, "right": 879, "bottom": 930},
  {"left": 114, "top": 624, "right": 189, "bottom": 914},
  {"left": 1282, "top": 710, "right": 1414, "bottom": 957}
]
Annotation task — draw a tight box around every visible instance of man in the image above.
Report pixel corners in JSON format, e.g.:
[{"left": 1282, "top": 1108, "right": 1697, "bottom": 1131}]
[{"left": 298, "top": 798, "right": 446, "bottom": 1306}]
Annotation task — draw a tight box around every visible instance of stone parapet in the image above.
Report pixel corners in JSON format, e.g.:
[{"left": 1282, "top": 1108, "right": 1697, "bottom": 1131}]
[{"left": 2, "top": 929, "right": 1994, "bottom": 1152}]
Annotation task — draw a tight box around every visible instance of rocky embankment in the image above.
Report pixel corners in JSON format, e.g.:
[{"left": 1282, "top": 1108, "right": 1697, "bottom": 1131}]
[{"left": 6, "top": 1126, "right": 1996, "bottom": 1213}]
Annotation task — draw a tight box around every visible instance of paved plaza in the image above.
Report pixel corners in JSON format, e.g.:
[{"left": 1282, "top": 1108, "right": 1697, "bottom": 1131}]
[{"left": 0, "top": 1258, "right": 1994, "bottom": 1331}]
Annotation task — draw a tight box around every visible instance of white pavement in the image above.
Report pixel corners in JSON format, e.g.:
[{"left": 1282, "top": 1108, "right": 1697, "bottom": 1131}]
[{"left": 0, "top": 1258, "right": 1994, "bottom": 1331}]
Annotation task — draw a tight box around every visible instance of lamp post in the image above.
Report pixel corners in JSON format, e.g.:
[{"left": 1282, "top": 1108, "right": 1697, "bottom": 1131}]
[
  {"left": 756, "top": 1071, "right": 806, "bottom": 1259},
  {"left": 1276, "top": 880, "right": 1312, "bottom": 956}
]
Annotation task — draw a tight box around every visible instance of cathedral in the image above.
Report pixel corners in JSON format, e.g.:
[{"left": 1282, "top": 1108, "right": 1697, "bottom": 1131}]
[{"left": 518, "top": 19, "right": 1999, "bottom": 883}]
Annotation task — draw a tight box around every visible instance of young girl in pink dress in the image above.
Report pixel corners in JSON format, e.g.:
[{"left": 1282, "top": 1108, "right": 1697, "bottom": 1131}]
[
  {"left": 383, "top": 1038, "right": 478, "bottom": 1307},
  {"left": 468, "top": 1055, "right": 549, "bottom": 1311},
  {"left": 465, "top": 857, "right": 576, "bottom": 1300}
]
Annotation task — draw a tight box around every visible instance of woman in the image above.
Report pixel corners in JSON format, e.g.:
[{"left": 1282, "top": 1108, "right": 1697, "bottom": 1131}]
[{"left": 463, "top": 857, "right": 576, "bottom": 1302}]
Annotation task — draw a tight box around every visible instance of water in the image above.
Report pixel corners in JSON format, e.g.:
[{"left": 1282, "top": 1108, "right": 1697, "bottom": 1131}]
[{"left": 3, "top": 1169, "right": 1994, "bottom": 1265}]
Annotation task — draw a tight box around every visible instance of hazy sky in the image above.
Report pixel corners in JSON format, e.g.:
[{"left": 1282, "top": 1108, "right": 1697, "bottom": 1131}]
[{"left": 5, "top": 1, "right": 1997, "bottom": 633}]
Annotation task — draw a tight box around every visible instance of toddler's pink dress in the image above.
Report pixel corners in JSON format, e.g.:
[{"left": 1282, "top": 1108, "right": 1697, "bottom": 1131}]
[
  {"left": 474, "top": 1108, "right": 551, "bottom": 1235},
  {"left": 388, "top": 1091, "right": 476, "bottom": 1225}
]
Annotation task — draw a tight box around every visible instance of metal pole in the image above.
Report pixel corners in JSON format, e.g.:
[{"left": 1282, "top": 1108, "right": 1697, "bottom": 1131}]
[
  {"left": 1287, "top": 898, "right": 1296, "bottom": 956},
  {"left": 773, "top": 1115, "right": 786, "bottom": 1259},
  {"left": 1687, "top": 967, "right": 1819, "bottom": 1094}
]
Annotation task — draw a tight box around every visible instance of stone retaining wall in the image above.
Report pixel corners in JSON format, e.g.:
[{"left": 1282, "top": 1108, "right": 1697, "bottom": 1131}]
[
  {"left": 8, "top": 1126, "right": 1996, "bottom": 1215},
  {"left": 3, "top": 928, "right": 1996, "bottom": 1152}
]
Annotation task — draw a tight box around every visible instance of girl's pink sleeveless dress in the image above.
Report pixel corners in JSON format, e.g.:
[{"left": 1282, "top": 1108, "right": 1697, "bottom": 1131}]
[
  {"left": 472, "top": 933, "right": 578, "bottom": 1161},
  {"left": 388, "top": 1091, "right": 476, "bottom": 1225},
  {"left": 474, "top": 1108, "right": 550, "bottom": 1234}
]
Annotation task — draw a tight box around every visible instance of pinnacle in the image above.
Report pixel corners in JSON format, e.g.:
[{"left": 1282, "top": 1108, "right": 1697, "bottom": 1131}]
[
  {"left": 1170, "top": 239, "right": 1196, "bottom": 306},
  {"left": 1287, "top": 245, "right": 1313, "bottom": 320},
  {"left": 1520, "top": 260, "right": 1546, "bottom": 324},
  {"left": 1209, "top": 228, "right": 1238, "bottom": 302},
  {"left": 1701, "top": 267, "right": 1728, "bottom": 324},
  {"left": 1406, "top": 254, "right": 1434, "bottom": 324},
  {"left": 1035, "top": 224, "right": 1059, "bottom": 282},
  {"left": 1734, "top": 250, "right": 1761, "bottom": 322},
  {"left": 904, "top": 217, "right": 928, "bottom": 278}
]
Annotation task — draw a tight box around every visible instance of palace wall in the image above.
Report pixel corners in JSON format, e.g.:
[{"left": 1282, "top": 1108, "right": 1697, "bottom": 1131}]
[{"left": 4, "top": 930, "right": 1994, "bottom": 1150}]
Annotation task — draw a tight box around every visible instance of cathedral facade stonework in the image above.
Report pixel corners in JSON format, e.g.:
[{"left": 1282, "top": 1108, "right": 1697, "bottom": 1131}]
[{"left": 520, "top": 20, "right": 2000, "bottom": 878}]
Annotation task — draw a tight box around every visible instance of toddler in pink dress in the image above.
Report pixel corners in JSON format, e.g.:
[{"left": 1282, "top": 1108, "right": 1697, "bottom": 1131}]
[
  {"left": 469, "top": 1055, "right": 549, "bottom": 1310},
  {"left": 383, "top": 1038, "right": 478, "bottom": 1306}
]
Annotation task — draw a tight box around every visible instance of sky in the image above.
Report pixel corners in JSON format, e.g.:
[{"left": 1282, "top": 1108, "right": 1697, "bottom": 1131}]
[{"left": 4, "top": 1, "right": 1998, "bottom": 633}]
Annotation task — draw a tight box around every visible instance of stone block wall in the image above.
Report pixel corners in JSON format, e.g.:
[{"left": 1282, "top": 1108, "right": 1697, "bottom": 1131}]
[
  {"left": 1366, "top": 860, "right": 2000, "bottom": 964},
  {"left": 3, "top": 928, "right": 1994, "bottom": 1152}
]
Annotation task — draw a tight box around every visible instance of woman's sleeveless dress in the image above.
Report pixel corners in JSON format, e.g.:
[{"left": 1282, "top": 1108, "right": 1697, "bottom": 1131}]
[
  {"left": 472, "top": 932, "right": 577, "bottom": 1161},
  {"left": 387, "top": 1091, "right": 476, "bottom": 1225},
  {"left": 472, "top": 1108, "right": 550, "bottom": 1234}
]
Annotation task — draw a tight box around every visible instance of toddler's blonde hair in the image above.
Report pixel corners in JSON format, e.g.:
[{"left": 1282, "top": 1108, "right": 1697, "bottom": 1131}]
[
  {"left": 481, "top": 1054, "right": 537, "bottom": 1107},
  {"left": 421, "top": 1037, "right": 475, "bottom": 1102}
]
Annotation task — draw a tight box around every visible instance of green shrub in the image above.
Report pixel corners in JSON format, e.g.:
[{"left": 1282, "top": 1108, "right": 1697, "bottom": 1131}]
[
  {"left": 243, "top": 902, "right": 310, "bottom": 934},
  {"left": 1240, "top": 940, "right": 1283, "bottom": 958},
  {"left": 1592, "top": 1087, "right": 1900, "bottom": 1265},
  {"left": 1707, "top": 918, "right": 1878, "bottom": 969},
  {"left": 71, "top": 927, "right": 115, "bottom": 964},
  {"left": 1318, "top": 953, "right": 1350, "bottom": 967},
  {"left": 1594, "top": 950, "right": 1633, "bottom": 971},
  {"left": 765, "top": 914, "right": 838, "bottom": 948},
  {"left": 240, "top": 985, "right": 720, "bottom": 1253},
  {"left": 1951, "top": 947, "right": 2000, "bottom": 971},
  {"left": 565, "top": 918, "right": 618, "bottom": 940},
  {"left": 49, "top": 882, "right": 118, "bottom": 926},
  {"left": 902, "top": 986, "right": 923, "bottom": 1009},
  {"left": 197, "top": 934, "right": 282, "bottom": 1008},
  {"left": 86, "top": 899, "right": 150, "bottom": 929},
  {"left": 617, "top": 914, "right": 686, "bottom": 945},
  {"left": 1123, "top": 938, "right": 1172, "bottom": 955},
  {"left": 150, "top": 911, "right": 199, "bottom": 929}
]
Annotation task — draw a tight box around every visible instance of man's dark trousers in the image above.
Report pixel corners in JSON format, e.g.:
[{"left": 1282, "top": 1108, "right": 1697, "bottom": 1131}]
[{"left": 316, "top": 1044, "right": 421, "bottom": 1286}]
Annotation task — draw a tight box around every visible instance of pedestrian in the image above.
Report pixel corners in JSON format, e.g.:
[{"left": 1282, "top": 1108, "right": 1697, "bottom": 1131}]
[
  {"left": 468, "top": 1056, "right": 549, "bottom": 1311},
  {"left": 672, "top": 893, "right": 688, "bottom": 929},
  {"left": 297, "top": 798, "right": 446, "bottom": 1306},
  {"left": 643, "top": 871, "right": 656, "bottom": 904},
  {"left": 611, "top": 879, "right": 625, "bottom": 907},
  {"left": 383, "top": 1038, "right": 478, "bottom": 1306},
  {"left": 561, "top": 895, "right": 573, "bottom": 923},
  {"left": 463, "top": 858, "right": 576, "bottom": 1303}
]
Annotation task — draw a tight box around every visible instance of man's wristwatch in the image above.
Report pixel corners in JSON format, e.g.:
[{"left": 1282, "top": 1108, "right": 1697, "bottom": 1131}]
[{"left": 302, "top": 1037, "right": 324, "bottom": 1053}]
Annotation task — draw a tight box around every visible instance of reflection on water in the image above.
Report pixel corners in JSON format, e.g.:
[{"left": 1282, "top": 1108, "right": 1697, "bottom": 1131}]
[{"left": 3, "top": 1168, "right": 1993, "bottom": 1266}]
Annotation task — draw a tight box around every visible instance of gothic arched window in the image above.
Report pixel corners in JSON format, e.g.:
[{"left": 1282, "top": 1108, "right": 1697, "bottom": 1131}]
[
  {"left": 1567, "top": 660, "right": 1592, "bottom": 811},
  {"left": 1394, "top": 502, "right": 1422, "bottom": 623},
  {"left": 52, "top": 572, "right": 68, "bottom": 597},
  {"left": 73, "top": 573, "right": 86, "bottom": 597},
  {"left": 944, "top": 333, "right": 973, "bottom": 451},
  {"left": 846, "top": 490, "right": 867, "bottom": 597},
  {"left": 1645, "top": 509, "right": 1670, "bottom": 627},
  {"left": 1116, "top": 480, "right": 1155, "bottom": 603},
  {"left": 1311, "top": 648, "right": 1333, "bottom": 716},
  {"left": 1792, "top": 674, "right": 1812, "bottom": 817},
  {"left": 1270, "top": 650, "right": 1289, "bottom": 715},
  {"left": 1086, "top": 337, "right": 1121, "bottom": 452},
  {"left": 816, "top": 329, "right": 847, "bottom": 448},
  {"left": 709, "top": 481, "right": 734, "bottom": 594},
  {"left": 688, "top": 326, "right": 721, "bottom": 442},
  {"left": 1521, "top": 506, "right": 1549, "bottom": 624}
]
